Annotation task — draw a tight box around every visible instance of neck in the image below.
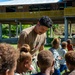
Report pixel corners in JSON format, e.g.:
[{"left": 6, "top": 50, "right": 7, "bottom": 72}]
[
  {"left": 45, "top": 67, "right": 52, "bottom": 75},
  {"left": 34, "top": 26, "right": 38, "bottom": 34}
]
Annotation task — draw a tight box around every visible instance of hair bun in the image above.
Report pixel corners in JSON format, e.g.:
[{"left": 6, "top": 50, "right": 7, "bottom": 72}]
[{"left": 20, "top": 44, "right": 30, "bottom": 53}]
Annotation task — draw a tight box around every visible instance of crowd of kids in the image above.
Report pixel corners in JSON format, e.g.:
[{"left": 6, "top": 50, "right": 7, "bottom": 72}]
[
  {"left": 0, "top": 39, "right": 75, "bottom": 75},
  {"left": 0, "top": 16, "right": 75, "bottom": 75}
]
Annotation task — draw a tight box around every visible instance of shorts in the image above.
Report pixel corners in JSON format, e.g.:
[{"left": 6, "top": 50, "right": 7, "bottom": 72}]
[
  {"left": 60, "top": 64, "right": 67, "bottom": 72},
  {"left": 53, "top": 69, "right": 61, "bottom": 75}
]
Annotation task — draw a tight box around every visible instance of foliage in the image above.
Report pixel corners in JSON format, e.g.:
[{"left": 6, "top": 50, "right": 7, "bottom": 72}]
[
  {"left": 52, "top": 24, "right": 59, "bottom": 31},
  {"left": 2, "top": 24, "right": 31, "bottom": 38}
]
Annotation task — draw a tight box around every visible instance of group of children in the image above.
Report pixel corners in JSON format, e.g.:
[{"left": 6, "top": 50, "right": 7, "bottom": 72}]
[
  {"left": 0, "top": 43, "right": 54, "bottom": 75},
  {"left": 49, "top": 38, "right": 74, "bottom": 75},
  {"left": 0, "top": 38, "right": 75, "bottom": 75}
]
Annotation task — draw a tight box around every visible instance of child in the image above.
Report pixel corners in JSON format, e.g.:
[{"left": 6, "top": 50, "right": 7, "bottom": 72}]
[
  {"left": 0, "top": 43, "right": 19, "bottom": 75},
  {"left": 32, "top": 50, "right": 54, "bottom": 75},
  {"left": 15, "top": 44, "right": 32, "bottom": 75},
  {"left": 67, "top": 39, "right": 73, "bottom": 51},
  {"left": 63, "top": 51, "right": 75, "bottom": 75},
  {"left": 59, "top": 41, "right": 67, "bottom": 72},
  {"left": 49, "top": 38, "right": 61, "bottom": 75}
]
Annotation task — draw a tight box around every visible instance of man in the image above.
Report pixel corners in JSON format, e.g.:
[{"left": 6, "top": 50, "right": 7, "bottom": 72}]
[{"left": 18, "top": 16, "right": 53, "bottom": 55}]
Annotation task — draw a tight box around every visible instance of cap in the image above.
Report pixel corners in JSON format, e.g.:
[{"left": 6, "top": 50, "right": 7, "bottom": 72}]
[{"left": 39, "top": 16, "right": 53, "bottom": 28}]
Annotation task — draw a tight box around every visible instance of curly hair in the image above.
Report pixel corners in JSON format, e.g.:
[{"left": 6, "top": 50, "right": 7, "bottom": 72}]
[
  {"left": 0, "top": 43, "right": 19, "bottom": 74},
  {"left": 65, "top": 51, "right": 75, "bottom": 66},
  {"left": 20, "top": 44, "right": 30, "bottom": 52},
  {"left": 18, "top": 44, "right": 32, "bottom": 62}
]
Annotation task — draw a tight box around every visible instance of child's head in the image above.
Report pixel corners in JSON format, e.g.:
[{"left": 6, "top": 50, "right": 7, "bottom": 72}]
[
  {"left": 0, "top": 43, "right": 19, "bottom": 75},
  {"left": 20, "top": 44, "right": 30, "bottom": 52},
  {"left": 67, "top": 39, "right": 72, "bottom": 44},
  {"left": 65, "top": 51, "right": 75, "bottom": 71},
  {"left": 37, "top": 50, "right": 54, "bottom": 73},
  {"left": 52, "top": 38, "right": 60, "bottom": 49},
  {"left": 17, "top": 44, "right": 32, "bottom": 73},
  {"left": 61, "top": 41, "right": 67, "bottom": 49}
]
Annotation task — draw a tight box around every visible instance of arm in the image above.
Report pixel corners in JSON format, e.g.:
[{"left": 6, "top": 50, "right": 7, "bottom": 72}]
[
  {"left": 17, "top": 31, "right": 27, "bottom": 49},
  {"left": 39, "top": 34, "right": 46, "bottom": 51},
  {"left": 39, "top": 45, "right": 44, "bottom": 51}
]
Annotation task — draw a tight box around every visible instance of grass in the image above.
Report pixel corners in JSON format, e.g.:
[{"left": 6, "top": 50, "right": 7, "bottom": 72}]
[
  {"left": 44, "top": 45, "right": 50, "bottom": 50},
  {"left": 11, "top": 44, "right": 50, "bottom": 50}
]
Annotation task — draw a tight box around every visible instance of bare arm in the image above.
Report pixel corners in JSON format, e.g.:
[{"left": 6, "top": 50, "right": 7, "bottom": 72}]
[
  {"left": 39, "top": 45, "right": 44, "bottom": 51},
  {"left": 17, "top": 31, "right": 27, "bottom": 49}
]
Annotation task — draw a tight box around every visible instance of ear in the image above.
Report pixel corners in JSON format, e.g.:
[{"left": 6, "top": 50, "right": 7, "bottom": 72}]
[
  {"left": 52, "top": 60, "right": 55, "bottom": 67},
  {"left": 5, "top": 69, "right": 9, "bottom": 75},
  {"left": 50, "top": 60, "right": 55, "bottom": 74}
]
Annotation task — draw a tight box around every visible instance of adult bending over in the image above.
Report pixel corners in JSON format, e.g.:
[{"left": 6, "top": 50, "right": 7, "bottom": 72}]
[{"left": 18, "top": 16, "right": 53, "bottom": 55}]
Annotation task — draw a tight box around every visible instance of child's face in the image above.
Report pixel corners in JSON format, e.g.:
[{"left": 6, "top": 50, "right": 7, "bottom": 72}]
[
  {"left": 22, "top": 59, "right": 32, "bottom": 72},
  {"left": 25, "top": 60, "right": 32, "bottom": 71},
  {"left": 55, "top": 43, "right": 60, "bottom": 49}
]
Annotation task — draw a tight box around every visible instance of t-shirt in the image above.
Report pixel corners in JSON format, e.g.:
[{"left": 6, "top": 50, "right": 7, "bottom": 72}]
[
  {"left": 67, "top": 44, "right": 73, "bottom": 51},
  {"left": 59, "top": 48, "right": 67, "bottom": 65},
  {"left": 18, "top": 26, "right": 46, "bottom": 55},
  {"left": 69, "top": 70, "right": 75, "bottom": 75}
]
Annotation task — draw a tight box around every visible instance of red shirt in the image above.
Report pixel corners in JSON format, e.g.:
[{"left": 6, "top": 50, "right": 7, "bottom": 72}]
[{"left": 67, "top": 44, "right": 73, "bottom": 51}]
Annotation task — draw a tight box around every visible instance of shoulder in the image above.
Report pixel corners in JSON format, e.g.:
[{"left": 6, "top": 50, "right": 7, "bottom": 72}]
[
  {"left": 49, "top": 47, "right": 55, "bottom": 53},
  {"left": 39, "top": 33, "right": 46, "bottom": 39},
  {"left": 43, "top": 33, "right": 46, "bottom": 37},
  {"left": 69, "top": 70, "right": 75, "bottom": 75},
  {"left": 22, "top": 26, "right": 35, "bottom": 34}
]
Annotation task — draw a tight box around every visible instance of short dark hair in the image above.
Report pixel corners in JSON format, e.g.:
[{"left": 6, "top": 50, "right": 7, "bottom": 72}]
[
  {"left": 67, "top": 39, "right": 72, "bottom": 44},
  {"left": 39, "top": 16, "right": 53, "bottom": 28},
  {"left": 65, "top": 51, "right": 75, "bottom": 66},
  {"left": 37, "top": 50, "right": 54, "bottom": 69},
  {"left": 61, "top": 41, "right": 67, "bottom": 49}
]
